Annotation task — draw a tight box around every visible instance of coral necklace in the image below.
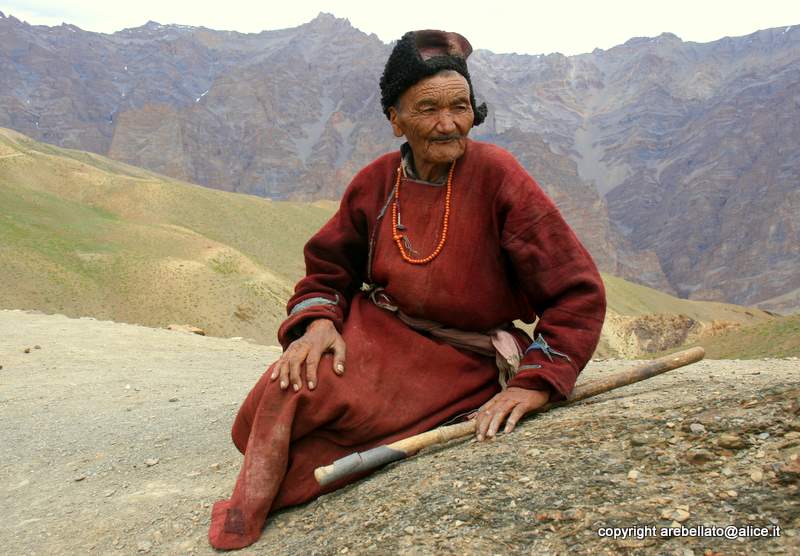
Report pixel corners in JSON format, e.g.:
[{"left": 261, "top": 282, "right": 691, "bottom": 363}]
[{"left": 391, "top": 160, "right": 455, "bottom": 265}]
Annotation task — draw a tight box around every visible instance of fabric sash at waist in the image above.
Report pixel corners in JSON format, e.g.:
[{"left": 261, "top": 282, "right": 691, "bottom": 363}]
[{"left": 367, "top": 287, "right": 522, "bottom": 388}]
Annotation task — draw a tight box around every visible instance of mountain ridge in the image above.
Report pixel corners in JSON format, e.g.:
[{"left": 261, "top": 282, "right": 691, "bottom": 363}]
[{"left": 1, "top": 14, "right": 798, "bottom": 310}]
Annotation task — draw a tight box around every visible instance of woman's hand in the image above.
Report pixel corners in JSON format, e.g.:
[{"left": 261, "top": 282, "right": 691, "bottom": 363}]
[
  {"left": 470, "top": 387, "right": 550, "bottom": 441},
  {"left": 270, "top": 318, "right": 346, "bottom": 392}
]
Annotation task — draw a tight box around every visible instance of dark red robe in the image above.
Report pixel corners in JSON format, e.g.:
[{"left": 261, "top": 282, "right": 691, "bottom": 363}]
[{"left": 208, "top": 139, "right": 606, "bottom": 549}]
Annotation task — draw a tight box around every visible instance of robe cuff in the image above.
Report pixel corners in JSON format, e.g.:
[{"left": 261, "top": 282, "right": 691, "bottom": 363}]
[
  {"left": 507, "top": 336, "right": 579, "bottom": 401},
  {"left": 507, "top": 365, "right": 572, "bottom": 402},
  {"left": 277, "top": 294, "right": 344, "bottom": 349}
]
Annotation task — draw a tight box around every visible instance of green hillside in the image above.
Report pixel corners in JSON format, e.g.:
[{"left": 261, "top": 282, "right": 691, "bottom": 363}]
[
  {"left": 661, "top": 313, "right": 800, "bottom": 359},
  {"left": 0, "top": 128, "right": 333, "bottom": 342},
  {"left": 0, "top": 128, "right": 780, "bottom": 353}
]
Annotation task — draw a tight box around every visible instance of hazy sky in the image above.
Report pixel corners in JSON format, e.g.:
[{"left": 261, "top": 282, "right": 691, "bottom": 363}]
[{"left": 3, "top": 0, "right": 799, "bottom": 55}]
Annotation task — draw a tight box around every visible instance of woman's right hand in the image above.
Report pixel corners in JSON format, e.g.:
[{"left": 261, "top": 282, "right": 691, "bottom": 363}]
[{"left": 270, "top": 318, "right": 346, "bottom": 392}]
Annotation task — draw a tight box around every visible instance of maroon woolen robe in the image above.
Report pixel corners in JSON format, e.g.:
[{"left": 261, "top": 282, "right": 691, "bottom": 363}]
[{"left": 208, "top": 139, "right": 606, "bottom": 550}]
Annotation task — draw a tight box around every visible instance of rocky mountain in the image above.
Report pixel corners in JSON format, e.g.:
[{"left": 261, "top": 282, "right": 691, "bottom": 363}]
[{"left": 1, "top": 11, "right": 798, "bottom": 310}]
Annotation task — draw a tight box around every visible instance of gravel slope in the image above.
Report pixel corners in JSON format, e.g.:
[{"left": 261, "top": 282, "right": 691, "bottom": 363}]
[{"left": 1, "top": 310, "right": 798, "bottom": 555}]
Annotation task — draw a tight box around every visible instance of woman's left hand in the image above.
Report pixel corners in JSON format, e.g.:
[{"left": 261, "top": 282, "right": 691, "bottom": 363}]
[{"left": 469, "top": 387, "right": 550, "bottom": 441}]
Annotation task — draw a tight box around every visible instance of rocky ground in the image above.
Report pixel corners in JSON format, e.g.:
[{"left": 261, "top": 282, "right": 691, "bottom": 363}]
[{"left": 1, "top": 309, "right": 798, "bottom": 555}]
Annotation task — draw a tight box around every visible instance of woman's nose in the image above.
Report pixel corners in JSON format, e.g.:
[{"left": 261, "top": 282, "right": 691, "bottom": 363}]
[{"left": 436, "top": 111, "right": 457, "bottom": 132}]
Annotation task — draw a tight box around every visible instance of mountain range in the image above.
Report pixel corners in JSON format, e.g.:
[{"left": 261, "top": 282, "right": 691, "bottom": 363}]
[
  {"left": 0, "top": 127, "right": 774, "bottom": 355},
  {"left": 0, "top": 12, "right": 798, "bottom": 311}
]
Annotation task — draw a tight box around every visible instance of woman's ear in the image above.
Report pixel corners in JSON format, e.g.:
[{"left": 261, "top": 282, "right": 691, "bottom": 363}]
[{"left": 388, "top": 106, "right": 405, "bottom": 138}]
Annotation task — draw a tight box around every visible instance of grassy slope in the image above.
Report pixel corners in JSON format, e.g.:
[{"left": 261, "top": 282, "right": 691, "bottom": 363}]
[
  {"left": 662, "top": 313, "right": 800, "bottom": 359},
  {"left": 0, "top": 128, "right": 333, "bottom": 343},
  {"left": 0, "top": 128, "right": 788, "bottom": 355},
  {"left": 602, "top": 273, "right": 768, "bottom": 323}
]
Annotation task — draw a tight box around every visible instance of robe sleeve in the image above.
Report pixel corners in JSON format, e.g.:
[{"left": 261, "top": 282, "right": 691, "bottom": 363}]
[
  {"left": 276, "top": 178, "right": 372, "bottom": 349},
  {"left": 497, "top": 169, "right": 607, "bottom": 401}
]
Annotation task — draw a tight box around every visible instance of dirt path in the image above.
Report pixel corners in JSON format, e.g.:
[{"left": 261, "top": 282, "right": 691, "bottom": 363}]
[{"left": 1, "top": 310, "right": 798, "bottom": 555}]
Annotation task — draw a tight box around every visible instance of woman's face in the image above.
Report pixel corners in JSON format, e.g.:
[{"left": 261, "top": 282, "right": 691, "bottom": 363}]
[{"left": 388, "top": 71, "right": 474, "bottom": 170}]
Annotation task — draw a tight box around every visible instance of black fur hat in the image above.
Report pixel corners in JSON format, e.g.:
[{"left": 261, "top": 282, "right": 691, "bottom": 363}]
[{"left": 380, "top": 30, "right": 487, "bottom": 126}]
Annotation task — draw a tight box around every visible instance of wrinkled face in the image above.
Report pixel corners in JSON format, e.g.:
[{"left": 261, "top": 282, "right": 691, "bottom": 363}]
[{"left": 388, "top": 71, "right": 474, "bottom": 169}]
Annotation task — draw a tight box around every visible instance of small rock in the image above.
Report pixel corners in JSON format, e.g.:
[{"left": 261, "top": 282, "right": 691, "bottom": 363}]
[
  {"left": 168, "top": 397, "right": 179, "bottom": 403},
  {"left": 144, "top": 458, "right": 159, "bottom": 467},
  {"left": 627, "top": 469, "right": 640, "bottom": 480},
  {"left": 687, "top": 449, "right": 715, "bottom": 465},
  {"left": 167, "top": 324, "right": 206, "bottom": 336},
  {"left": 23, "top": 348, "right": 30, "bottom": 354},
  {"left": 777, "top": 460, "right": 800, "bottom": 484},
  {"left": 750, "top": 469, "right": 764, "bottom": 482},
  {"left": 717, "top": 433, "right": 746, "bottom": 450},
  {"left": 403, "top": 526, "right": 415, "bottom": 534},
  {"left": 721, "top": 467, "right": 734, "bottom": 477},
  {"left": 124, "top": 384, "right": 131, "bottom": 390},
  {"left": 34, "top": 345, "right": 41, "bottom": 350},
  {"left": 104, "top": 489, "right": 116, "bottom": 497},
  {"left": 630, "top": 434, "right": 650, "bottom": 446},
  {"left": 73, "top": 474, "right": 87, "bottom": 482},
  {"left": 726, "top": 490, "right": 738, "bottom": 498},
  {"left": 757, "top": 432, "right": 770, "bottom": 440},
  {"left": 690, "top": 423, "right": 706, "bottom": 435},
  {"left": 661, "top": 508, "right": 690, "bottom": 522},
  {"left": 137, "top": 540, "right": 152, "bottom": 553},
  {"left": 209, "top": 462, "right": 221, "bottom": 471}
]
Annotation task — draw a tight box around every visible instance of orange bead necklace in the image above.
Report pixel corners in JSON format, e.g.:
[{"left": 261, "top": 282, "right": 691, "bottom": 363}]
[{"left": 391, "top": 160, "right": 455, "bottom": 265}]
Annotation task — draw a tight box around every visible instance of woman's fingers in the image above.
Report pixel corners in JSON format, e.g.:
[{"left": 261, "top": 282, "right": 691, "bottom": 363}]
[
  {"left": 486, "top": 402, "right": 514, "bottom": 438},
  {"left": 474, "top": 398, "right": 496, "bottom": 440},
  {"left": 474, "top": 387, "right": 551, "bottom": 440},
  {"left": 475, "top": 398, "right": 516, "bottom": 441},
  {"left": 288, "top": 357, "right": 302, "bottom": 392},
  {"left": 332, "top": 337, "right": 346, "bottom": 375},
  {"left": 304, "top": 348, "right": 323, "bottom": 390},
  {"left": 504, "top": 403, "right": 528, "bottom": 434},
  {"left": 272, "top": 324, "right": 348, "bottom": 393},
  {"left": 476, "top": 407, "right": 495, "bottom": 441},
  {"left": 287, "top": 342, "right": 309, "bottom": 392},
  {"left": 278, "top": 359, "right": 290, "bottom": 390}
]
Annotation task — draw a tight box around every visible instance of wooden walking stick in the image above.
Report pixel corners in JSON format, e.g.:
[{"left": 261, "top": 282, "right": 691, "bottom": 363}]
[{"left": 314, "top": 346, "right": 705, "bottom": 486}]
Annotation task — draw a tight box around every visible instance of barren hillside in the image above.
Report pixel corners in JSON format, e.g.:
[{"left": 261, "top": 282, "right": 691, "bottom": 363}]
[{"left": 1, "top": 310, "right": 798, "bottom": 555}]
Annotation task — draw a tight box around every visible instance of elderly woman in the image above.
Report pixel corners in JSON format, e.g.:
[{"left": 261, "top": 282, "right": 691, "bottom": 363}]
[{"left": 209, "top": 30, "right": 605, "bottom": 550}]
